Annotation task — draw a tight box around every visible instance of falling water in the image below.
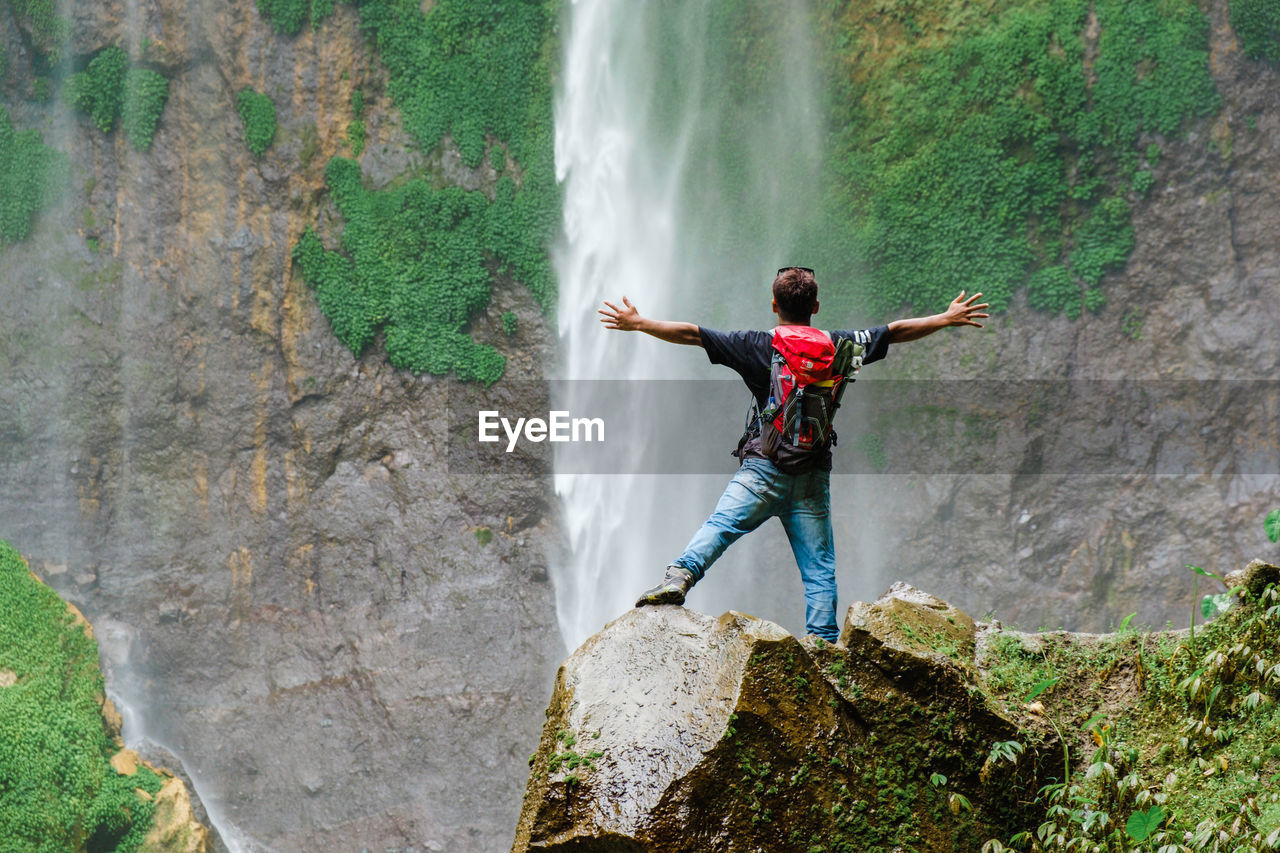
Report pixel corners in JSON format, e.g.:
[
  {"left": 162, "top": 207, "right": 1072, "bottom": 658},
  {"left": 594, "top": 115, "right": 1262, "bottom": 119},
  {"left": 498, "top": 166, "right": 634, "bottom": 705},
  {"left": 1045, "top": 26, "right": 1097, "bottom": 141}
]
[{"left": 553, "top": 0, "right": 881, "bottom": 649}]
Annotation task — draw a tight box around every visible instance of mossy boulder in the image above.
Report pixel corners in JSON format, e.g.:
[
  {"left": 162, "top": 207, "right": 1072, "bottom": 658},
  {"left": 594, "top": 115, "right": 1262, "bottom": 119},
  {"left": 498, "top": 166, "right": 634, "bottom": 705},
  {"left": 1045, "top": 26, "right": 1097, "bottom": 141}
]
[{"left": 512, "top": 594, "right": 1045, "bottom": 852}]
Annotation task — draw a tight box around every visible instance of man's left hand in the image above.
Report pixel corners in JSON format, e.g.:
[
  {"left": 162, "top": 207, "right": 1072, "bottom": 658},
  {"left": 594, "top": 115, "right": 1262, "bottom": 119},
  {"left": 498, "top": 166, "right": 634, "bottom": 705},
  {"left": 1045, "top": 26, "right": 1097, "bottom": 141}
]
[{"left": 942, "top": 291, "right": 990, "bottom": 328}]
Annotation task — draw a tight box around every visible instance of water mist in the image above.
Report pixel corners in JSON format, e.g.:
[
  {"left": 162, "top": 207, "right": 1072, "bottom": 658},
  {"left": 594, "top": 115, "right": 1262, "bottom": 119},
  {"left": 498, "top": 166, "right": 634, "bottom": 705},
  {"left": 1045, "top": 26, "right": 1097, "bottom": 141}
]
[{"left": 553, "top": 0, "right": 886, "bottom": 650}]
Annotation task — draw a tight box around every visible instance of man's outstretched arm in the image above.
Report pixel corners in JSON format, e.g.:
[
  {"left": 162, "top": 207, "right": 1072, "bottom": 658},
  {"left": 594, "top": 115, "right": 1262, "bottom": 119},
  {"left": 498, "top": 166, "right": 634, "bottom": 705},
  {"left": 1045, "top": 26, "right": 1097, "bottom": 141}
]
[
  {"left": 599, "top": 296, "right": 702, "bottom": 346},
  {"left": 886, "top": 290, "right": 990, "bottom": 343}
]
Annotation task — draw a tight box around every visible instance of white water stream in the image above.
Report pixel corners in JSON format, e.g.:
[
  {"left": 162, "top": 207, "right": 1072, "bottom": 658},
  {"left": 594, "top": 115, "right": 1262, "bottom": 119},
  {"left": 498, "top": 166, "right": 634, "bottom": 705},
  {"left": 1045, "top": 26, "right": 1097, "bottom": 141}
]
[{"left": 551, "top": 0, "right": 884, "bottom": 649}]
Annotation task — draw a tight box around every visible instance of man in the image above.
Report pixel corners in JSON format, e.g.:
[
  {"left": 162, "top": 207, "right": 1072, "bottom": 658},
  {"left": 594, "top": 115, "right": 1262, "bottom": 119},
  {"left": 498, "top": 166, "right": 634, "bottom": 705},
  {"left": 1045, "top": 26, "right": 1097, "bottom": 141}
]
[{"left": 598, "top": 267, "right": 989, "bottom": 642}]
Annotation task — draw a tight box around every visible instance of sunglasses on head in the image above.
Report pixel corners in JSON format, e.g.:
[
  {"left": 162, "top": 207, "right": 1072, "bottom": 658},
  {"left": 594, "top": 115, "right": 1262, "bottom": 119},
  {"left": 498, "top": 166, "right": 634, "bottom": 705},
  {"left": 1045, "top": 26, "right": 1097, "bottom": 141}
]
[{"left": 777, "top": 266, "right": 815, "bottom": 275}]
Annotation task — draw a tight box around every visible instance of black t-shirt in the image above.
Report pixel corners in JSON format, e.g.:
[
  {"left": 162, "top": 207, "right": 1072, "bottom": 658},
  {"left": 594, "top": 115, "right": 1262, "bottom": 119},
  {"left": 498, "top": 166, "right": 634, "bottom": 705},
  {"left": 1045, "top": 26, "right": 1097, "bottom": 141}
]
[{"left": 698, "top": 324, "right": 891, "bottom": 469}]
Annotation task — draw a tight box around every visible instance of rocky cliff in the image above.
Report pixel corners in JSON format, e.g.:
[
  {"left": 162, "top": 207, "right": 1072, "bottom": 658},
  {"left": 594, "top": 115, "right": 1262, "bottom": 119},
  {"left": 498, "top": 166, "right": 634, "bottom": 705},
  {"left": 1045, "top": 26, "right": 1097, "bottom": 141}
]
[
  {"left": 4, "top": 0, "right": 1280, "bottom": 848},
  {"left": 0, "top": 2, "right": 561, "bottom": 850},
  {"left": 842, "top": 0, "right": 1280, "bottom": 634},
  {"left": 515, "top": 562, "right": 1280, "bottom": 852}
]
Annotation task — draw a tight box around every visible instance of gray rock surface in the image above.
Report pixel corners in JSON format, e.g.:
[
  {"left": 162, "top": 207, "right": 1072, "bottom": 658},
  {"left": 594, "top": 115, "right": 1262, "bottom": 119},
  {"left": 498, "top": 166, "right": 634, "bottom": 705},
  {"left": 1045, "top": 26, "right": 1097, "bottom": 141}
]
[
  {"left": 844, "top": 0, "right": 1280, "bottom": 633},
  {"left": 513, "top": 598, "right": 1036, "bottom": 852},
  {"left": 0, "top": 4, "right": 561, "bottom": 851}
]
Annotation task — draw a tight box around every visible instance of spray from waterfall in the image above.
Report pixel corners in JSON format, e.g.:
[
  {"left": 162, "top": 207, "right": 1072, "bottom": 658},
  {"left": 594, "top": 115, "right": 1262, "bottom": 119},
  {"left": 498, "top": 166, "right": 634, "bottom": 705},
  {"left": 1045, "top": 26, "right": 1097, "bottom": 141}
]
[{"left": 553, "top": 0, "right": 883, "bottom": 650}]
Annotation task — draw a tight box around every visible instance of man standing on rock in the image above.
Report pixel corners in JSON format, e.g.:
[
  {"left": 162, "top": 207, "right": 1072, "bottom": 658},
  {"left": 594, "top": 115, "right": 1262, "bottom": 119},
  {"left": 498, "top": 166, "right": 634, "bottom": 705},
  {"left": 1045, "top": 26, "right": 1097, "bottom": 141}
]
[{"left": 599, "top": 267, "right": 988, "bottom": 642}]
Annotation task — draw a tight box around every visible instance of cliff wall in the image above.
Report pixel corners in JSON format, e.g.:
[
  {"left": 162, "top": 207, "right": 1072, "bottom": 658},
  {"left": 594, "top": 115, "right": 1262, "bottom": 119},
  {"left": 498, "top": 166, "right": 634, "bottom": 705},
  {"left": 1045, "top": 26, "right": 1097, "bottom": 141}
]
[{"left": 0, "top": 2, "right": 561, "bottom": 850}]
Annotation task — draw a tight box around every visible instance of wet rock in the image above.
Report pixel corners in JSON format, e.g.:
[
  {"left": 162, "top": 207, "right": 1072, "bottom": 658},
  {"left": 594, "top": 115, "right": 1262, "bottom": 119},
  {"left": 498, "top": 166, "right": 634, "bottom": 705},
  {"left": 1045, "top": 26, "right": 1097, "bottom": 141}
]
[
  {"left": 0, "top": 1, "right": 562, "bottom": 849},
  {"left": 140, "top": 775, "right": 211, "bottom": 853},
  {"left": 513, "top": 597, "right": 1043, "bottom": 853},
  {"left": 840, "top": 580, "right": 977, "bottom": 670},
  {"left": 1224, "top": 559, "right": 1280, "bottom": 600}
]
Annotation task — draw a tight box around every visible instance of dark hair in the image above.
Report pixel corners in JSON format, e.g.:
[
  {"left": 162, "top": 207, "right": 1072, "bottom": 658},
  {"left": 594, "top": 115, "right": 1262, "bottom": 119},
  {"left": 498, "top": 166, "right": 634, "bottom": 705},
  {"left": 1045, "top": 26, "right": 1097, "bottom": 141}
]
[{"left": 772, "top": 267, "right": 818, "bottom": 323}]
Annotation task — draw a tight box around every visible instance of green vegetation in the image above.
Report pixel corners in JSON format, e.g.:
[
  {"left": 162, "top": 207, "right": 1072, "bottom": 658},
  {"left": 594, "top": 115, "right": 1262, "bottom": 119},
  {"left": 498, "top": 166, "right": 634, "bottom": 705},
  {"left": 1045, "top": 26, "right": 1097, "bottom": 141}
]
[
  {"left": 256, "top": 0, "right": 333, "bottom": 35},
  {"left": 292, "top": 0, "right": 558, "bottom": 384},
  {"left": 1267, "top": 510, "right": 1280, "bottom": 544},
  {"left": 1231, "top": 0, "right": 1280, "bottom": 63},
  {"left": 814, "top": 0, "right": 1219, "bottom": 318},
  {"left": 547, "top": 729, "right": 603, "bottom": 785},
  {"left": 293, "top": 159, "right": 508, "bottom": 382},
  {"left": 65, "top": 47, "right": 128, "bottom": 133},
  {"left": 346, "top": 118, "right": 365, "bottom": 157},
  {"left": 298, "top": 122, "right": 320, "bottom": 168},
  {"left": 980, "top": 574, "right": 1280, "bottom": 852},
  {"left": 0, "top": 540, "right": 164, "bottom": 851},
  {"left": 31, "top": 76, "right": 53, "bottom": 103},
  {"left": 64, "top": 47, "right": 170, "bottom": 150},
  {"left": 0, "top": 107, "right": 67, "bottom": 248},
  {"left": 4, "top": 0, "right": 69, "bottom": 60},
  {"left": 237, "top": 89, "right": 277, "bottom": 158},
  {"left": 121, "top": 68, "right": 169, "bottom": 152},
  {"left": 501, "top": 310, "right": 517, "bottom": 337}
]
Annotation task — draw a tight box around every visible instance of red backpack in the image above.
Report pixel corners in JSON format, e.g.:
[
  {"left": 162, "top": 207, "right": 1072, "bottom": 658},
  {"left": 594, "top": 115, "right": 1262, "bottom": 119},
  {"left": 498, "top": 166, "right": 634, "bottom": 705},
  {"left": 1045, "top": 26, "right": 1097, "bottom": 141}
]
[{"left": 745, "top": 326, "right": 862, "bottom": 472}]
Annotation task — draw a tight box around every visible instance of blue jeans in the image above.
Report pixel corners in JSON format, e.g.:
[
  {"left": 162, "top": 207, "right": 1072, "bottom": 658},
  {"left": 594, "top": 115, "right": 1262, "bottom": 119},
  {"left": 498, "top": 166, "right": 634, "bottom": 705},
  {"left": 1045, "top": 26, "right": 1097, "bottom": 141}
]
[{"left": 672, "top": 457, "right": 839, "bottom": 642}]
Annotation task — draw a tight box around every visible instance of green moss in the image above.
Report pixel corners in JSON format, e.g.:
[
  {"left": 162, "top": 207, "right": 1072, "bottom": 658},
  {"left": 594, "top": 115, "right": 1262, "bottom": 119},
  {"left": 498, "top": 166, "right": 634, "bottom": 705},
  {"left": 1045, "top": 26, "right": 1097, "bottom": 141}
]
[
  {"left": 501, "top": 310, "right": 517, "bottom": 337},
  {"left": 0, "top": 540, "right": 164, "bottom": 852},
  {"left": 1230, "top": 0, "right": 1280, "bottom": 63},
  {"left": 257, "top": 0, "right": 333, "bottom": 35},
  {"left": 815, "top": 0, "right": 1219, "bottom": 317},
  {"left": 0, "top": 106, "right": 68, "bottom": 248},
  {"left": 237, "top": 89, "right": 277, "bottom": 158},
  {"left": 292, "top": 0, "right": 559, "bottom": 384},
  {"left": 298, "top": 122, "right": 320, "bottom": 168}
]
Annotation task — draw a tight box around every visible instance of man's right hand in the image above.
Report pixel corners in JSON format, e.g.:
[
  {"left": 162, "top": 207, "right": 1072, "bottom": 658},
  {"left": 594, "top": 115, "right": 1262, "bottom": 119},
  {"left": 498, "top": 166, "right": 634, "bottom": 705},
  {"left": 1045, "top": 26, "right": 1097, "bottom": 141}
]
[
  {"left": 598, "top": 297, "right": 703, "bottom": 346},
  {"left": 599, "top": 296, "right": 644, "bottom": 331}
]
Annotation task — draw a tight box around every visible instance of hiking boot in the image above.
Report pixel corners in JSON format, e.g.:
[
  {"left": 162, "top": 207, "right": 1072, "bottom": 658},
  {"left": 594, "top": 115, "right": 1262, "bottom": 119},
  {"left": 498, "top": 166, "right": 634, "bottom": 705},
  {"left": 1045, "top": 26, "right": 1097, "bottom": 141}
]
[{"left": 635, "top": 565, "right": 696, "bottom": 607}]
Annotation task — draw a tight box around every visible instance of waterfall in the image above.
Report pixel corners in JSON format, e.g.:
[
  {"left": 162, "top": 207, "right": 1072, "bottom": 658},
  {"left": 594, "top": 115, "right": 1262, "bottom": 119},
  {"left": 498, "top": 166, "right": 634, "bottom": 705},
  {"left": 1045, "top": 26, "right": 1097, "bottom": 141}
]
[{"left": 552, "top": 0, "right": 880, "bottom": 649}]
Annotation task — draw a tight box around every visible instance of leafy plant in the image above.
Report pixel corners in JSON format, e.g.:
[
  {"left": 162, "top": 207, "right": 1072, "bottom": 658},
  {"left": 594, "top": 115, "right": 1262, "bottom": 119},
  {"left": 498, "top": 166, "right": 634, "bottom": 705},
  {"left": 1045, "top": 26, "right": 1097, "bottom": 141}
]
[
  {"left": 347, "top": 118, "right": 365, "bottom": 157},
  {"left": 815, "top": 0, "right": 1218, "bottom": 318},
  {"left": 290, "top": 0, "right": 559, "bottom": 384},
  {"left": 1125, "top": 804, "right": 1165, "bottom": 842},
  {"left": 63, "top": 47, "right": 170, "bottom": 150},
  {"left": 256, "top": 0, "right": 333, "bottom": 35},
  {"left": 64, "top": 46, "right": 129, "bottom": 133},
  {"left": 4, "top": 0, "right": 70, "bottom": 59},
  {"left": 121, "top": 68, "right": 169, "bottom": 151},
  {"left": 237, "top": 88, "right": 277, "bottom": 157},
  {"left": 1266, "top": 509, "right": 1280, "bottom": 544},
  {"left": 0, "top": 107, "right": 68, "bottom": 248},
  {"left": 292, "top": 160, "right": 506, "bottom": 383},
  {"left": 1230, "top": 0, "right": 1280, "bottom": 63},
  {"left": 984, "top": 574, "right": 1280, "bottom": 852},
  {"left": 0, "top": 540, "right": 165, "bottom": 851}
]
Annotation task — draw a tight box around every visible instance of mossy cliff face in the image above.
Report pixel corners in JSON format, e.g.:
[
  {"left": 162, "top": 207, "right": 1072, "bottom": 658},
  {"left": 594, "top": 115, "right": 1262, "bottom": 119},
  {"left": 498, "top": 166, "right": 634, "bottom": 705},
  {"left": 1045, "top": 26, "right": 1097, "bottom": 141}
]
[
  {"left": 0, "top": 540, "right": 210, "bottom": 853},
  {"left": 804, "top": 0, "right": 1280, "bottom": 635},
  {"left": 516, "top": 562, "right": 1280, "bottom": 852},
  {"left": 1, "top": 2, "right": 561, "bottom": 850}
]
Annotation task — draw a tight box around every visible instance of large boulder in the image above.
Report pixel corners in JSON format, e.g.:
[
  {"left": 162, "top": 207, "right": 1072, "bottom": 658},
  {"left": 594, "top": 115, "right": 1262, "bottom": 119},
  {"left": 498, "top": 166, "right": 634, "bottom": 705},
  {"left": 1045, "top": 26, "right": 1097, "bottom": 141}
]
[{"left": 513, "top": 590, "right": 1047, "bottom": 853}]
